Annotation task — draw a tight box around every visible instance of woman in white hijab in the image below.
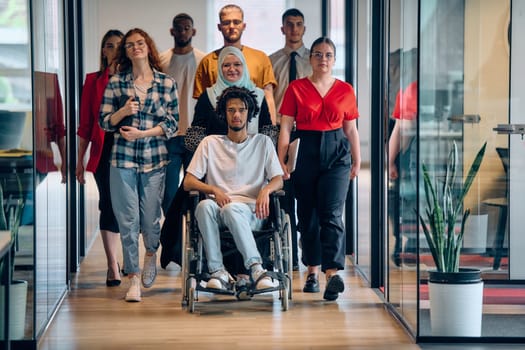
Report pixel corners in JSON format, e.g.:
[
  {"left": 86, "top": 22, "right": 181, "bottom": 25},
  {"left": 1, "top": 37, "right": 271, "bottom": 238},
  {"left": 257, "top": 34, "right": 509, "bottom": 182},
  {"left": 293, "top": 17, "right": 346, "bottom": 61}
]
[{"left": 186, "top": 46, "right": 272, "bottom": 151}]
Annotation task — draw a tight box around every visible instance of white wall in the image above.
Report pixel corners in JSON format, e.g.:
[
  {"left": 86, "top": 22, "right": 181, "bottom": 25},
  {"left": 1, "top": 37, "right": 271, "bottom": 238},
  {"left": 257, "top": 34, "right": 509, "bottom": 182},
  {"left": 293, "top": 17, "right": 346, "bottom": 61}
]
[
  {"left": 82, "top": 0, "right": 322, "bottom": 75},
  {"left": 509, "top": 0, "right": 525, "bottom": 279}
]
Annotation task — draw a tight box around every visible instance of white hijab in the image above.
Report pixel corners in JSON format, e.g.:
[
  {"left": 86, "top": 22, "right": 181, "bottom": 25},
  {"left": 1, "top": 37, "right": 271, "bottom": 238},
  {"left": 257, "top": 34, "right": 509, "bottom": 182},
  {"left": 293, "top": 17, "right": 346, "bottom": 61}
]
[{"left": 206, "top": 46, "right": 265, "bottom": 110}]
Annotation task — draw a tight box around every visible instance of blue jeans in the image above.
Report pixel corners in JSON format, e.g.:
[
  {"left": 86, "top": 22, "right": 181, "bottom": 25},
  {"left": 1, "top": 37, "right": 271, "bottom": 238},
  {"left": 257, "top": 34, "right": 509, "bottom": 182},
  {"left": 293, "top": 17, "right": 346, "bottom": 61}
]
[
  {"left": 110, "top": 166, "right": 165, "bottom": 274},
  {"left": 163, "top": 135, "right": 192, "bottom": 213},
  {"left": 194, "top": 199, "right": 264, "bottom": 273}
]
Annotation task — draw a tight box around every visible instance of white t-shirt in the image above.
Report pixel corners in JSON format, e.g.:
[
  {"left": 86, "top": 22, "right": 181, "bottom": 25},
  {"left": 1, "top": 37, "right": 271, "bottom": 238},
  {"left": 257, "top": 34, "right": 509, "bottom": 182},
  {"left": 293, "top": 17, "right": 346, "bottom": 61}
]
[
  {"left": 187, "top": 134, "right": 284, "bottom": 205},
  {"left": 160, "top": 47, "right": 205, "bottom": 135}
]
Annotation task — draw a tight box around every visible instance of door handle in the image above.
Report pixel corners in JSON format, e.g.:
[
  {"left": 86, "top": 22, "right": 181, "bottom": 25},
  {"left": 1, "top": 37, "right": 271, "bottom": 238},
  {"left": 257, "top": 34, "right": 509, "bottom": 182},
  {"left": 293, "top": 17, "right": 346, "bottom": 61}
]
[
  {"left": 493, "top": 124, "right": 525, "bottom": 138},
  {"left": 448, "top": 114, "right": 481, "bottom": 123}
]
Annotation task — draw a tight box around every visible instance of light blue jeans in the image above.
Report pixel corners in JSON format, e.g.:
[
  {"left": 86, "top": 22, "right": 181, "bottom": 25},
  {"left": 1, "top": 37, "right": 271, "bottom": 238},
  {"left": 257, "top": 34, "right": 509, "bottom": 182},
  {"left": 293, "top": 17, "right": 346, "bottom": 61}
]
[
  {"left": 110, "top": 166, "right": 165, "bottom": 275},
  {"left": 195, "top": 199, "right": 265, "bottom": 273}
]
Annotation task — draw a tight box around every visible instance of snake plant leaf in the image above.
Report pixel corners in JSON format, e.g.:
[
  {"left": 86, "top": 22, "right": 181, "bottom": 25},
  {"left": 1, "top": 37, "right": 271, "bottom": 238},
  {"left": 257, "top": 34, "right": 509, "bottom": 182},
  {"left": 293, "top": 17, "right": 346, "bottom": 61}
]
[{"left": 419, "top": 141, "right": 487, "bottom": 273}]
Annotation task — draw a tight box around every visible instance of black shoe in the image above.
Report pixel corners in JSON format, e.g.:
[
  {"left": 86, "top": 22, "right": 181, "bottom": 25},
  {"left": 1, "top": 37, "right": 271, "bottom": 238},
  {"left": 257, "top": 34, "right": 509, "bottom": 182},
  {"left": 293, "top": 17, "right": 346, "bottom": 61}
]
[
  {"left": 323, "top": 274, "right": 344, "bottom": 301},
  {"left": 106, "top": 268, "right": 121, "bottom": 287},
  {"left": 303, "top": 273, "right": 320, "bottom": 293}
]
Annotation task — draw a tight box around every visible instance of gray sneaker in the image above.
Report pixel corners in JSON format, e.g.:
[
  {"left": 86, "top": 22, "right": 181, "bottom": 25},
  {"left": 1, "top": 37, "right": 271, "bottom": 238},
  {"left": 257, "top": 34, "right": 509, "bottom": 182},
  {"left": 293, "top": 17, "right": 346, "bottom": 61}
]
[
  {"left": 251, "top": 266, "right": 276, "bottom": 290},
  {"left": 141, "top": 252, "right": 157, "bottom": 288},
  {"left": 207, "top": 269, "right": 233, "bottom": 290}
]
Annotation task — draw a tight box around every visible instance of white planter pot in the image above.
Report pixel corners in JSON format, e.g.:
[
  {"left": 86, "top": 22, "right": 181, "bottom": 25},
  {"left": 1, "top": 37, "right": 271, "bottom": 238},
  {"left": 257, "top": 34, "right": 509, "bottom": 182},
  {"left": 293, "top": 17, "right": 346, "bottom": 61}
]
[
  {"left": 0, "top": 280, "right": 28, "bottom": 340},
  {"left": 428, "top": 269, "right": 483, "bottom": 337}
]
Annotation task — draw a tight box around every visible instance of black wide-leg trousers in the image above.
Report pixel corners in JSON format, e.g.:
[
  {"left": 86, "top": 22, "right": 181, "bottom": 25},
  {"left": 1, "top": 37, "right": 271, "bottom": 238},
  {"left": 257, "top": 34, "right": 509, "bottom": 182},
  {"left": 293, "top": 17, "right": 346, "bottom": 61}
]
[{"left": 292, "top": 128, "right": 351, "bottom": 272}]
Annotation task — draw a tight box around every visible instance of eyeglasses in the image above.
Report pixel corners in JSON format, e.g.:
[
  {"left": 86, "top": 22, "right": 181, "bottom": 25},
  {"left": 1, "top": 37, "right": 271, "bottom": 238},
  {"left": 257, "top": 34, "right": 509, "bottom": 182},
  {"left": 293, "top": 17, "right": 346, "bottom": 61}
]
[
  {"left": 311, "top": 51, "right": 334, "bottom": 60},
  {"left": 124, "top": 40, "right": 146, "bottom": 50},
  {"left": 220, "top": 19, "right": 243, "bottom": 27}
]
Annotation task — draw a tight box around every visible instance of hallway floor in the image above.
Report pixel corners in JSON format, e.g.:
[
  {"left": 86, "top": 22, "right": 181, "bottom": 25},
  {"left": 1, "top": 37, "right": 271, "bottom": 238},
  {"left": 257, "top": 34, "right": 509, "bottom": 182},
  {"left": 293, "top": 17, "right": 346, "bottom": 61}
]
[
  {"left": 37, "top": 232, "right": 418, "bottom": 349},
  {"left": 36, "top": 232, "right": 525, "bottom": 349}
]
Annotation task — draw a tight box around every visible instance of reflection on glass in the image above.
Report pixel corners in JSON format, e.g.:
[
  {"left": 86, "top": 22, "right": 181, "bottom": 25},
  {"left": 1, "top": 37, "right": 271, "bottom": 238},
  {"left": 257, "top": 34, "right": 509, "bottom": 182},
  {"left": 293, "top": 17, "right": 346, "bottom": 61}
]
[
  {"left": 386, "top": 0, "right": 419, "bottom": 335},
  {"left": 0, "top": 0, "right": 33, "bottom": 341},
  {"left": 32, "top": 0, "right": 68, "bottom": 340},
  {"left": 33, "top": 71, "right": 66, "bottom": 185},
  {"left": 417, "top": 0, "right": 525, "bottom": 340}
]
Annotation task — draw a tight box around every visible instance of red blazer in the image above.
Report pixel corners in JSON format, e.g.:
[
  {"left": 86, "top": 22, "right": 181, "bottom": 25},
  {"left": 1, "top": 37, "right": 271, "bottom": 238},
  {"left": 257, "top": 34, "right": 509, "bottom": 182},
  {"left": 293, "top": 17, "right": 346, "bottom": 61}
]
[
  {"left": 34, "top": 71, "right": 66, "bottom": 174},
  {"left": 77, "top": 69, "right": 110, "bottom": 172}
]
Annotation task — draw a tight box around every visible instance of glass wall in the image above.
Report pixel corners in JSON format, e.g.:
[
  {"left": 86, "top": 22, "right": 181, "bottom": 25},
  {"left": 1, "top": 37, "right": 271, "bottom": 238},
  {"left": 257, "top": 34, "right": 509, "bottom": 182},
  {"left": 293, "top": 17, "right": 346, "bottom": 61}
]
[
  {"left": 354, "top": 0, "right": 372, "bottom": 280},
  {"left": 0, "top": 0, "right": 69, "bottom": 345},
  {"left": 386, "top": 0, "right": 419, "bottom": 331},
  {"left": 386, "top": 0, "right": 525, "bottom": 341},
  {"left": 31, "top": 0, "right": 69, "bottom": 339},
  {"left": 0, "top": 0, "right": 33, "bottom": 344}
]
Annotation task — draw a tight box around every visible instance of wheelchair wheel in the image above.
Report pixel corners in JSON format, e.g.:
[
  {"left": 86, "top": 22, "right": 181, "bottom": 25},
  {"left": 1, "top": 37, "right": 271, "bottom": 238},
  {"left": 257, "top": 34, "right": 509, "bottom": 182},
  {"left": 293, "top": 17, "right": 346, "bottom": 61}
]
[
  {"left": 281, "top": 212, "right": 293, "bottom": 300},
  {"left": 181, "top": 211, "right": 191, "bottom": 305},
  {"left": 188, "top": 286, "right": 196, "bottom": 313},
  {"left": 282, "top": 280, "right": 289, "bottom": 311}
]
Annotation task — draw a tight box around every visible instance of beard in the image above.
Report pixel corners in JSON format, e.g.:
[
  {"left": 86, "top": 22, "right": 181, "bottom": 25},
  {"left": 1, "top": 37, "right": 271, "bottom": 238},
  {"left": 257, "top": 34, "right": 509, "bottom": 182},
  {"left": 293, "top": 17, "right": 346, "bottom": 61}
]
[
  {"left": 175, "top": 38, "right": 192, "bottom": 47},
  {"left": 224, "top": 33, "right": 241, "bottom": 44},
  {"left": 229, "top": 124, "right": 245, "bottom": 132}
]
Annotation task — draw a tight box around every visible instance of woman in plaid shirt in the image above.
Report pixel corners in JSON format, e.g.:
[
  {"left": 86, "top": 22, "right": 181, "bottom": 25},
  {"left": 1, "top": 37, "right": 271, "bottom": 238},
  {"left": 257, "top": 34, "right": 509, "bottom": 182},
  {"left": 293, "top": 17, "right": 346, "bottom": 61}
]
[{"left": 99, "top": 28, "right": 178, "bottom": 302}]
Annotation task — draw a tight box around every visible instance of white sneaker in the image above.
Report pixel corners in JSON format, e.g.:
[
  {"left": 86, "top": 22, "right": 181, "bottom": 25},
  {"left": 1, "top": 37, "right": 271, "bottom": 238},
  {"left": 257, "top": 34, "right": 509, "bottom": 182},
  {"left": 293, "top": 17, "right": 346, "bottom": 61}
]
[
  {"left": 207, "top": 269, "right": 232, "bottom": 290},
  {"left": 125, "top": 276, "right": 141, "bottom": 302},
  {"left": 251, "top": 266, "right": 276, "bottom": 290},
  {"left": 141, "top": 252, "right": 157, "bottom": 288}
]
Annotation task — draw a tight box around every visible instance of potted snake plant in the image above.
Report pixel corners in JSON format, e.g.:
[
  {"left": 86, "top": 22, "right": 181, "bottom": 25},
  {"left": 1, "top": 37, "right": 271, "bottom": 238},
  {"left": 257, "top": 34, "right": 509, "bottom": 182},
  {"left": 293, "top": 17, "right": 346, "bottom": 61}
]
[{"left": 419, "top": 141, "right": 487, "bottom": 337}]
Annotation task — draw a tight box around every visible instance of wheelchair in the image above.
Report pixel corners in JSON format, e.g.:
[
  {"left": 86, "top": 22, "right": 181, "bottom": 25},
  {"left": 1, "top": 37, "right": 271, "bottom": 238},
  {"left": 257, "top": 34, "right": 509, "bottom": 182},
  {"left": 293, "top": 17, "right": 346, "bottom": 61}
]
[{"left": 181, "top": 190, "right": 293, "bottom": 312}]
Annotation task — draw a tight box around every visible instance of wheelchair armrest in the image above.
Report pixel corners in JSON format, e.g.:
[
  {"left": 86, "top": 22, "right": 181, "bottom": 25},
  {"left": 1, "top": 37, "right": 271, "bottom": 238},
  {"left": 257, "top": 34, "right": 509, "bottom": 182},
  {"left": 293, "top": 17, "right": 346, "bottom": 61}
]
[
  {"left": 271, "top": 190, "right": 285, "bottom": 198},
  {"left": 188, "top": 190, "right": 200, "bottom": 198},
  {"left": 188, "top": 190, "right": 200, "bottom": 211}
]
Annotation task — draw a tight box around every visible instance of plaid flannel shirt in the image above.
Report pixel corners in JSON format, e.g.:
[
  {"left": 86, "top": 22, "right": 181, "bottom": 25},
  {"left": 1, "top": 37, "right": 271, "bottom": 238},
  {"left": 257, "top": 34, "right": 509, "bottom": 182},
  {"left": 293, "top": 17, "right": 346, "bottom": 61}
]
[{"left": 99, "top": 69, "right": 179, "bottom": 172}]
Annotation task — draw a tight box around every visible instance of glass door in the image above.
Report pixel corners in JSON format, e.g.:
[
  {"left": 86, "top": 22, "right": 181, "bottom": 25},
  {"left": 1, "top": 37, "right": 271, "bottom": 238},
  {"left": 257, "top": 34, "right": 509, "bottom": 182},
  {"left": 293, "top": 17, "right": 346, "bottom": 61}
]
[
  {"left": 385, "top": 0, "right": 525, "bottom": 341},
  {"left": 386, "top": 0, "right": 419, "bottom": 334},
  {"left": 415, "top": 0, "right": 524, "bottom": 340}
]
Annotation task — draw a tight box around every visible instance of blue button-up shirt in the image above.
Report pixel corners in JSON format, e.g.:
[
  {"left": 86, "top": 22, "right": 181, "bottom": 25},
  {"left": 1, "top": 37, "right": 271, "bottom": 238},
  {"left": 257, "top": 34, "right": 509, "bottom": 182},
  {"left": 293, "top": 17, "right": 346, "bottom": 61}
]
[{"left": 99, "top": 69, "right": 178, "bottom": 172}]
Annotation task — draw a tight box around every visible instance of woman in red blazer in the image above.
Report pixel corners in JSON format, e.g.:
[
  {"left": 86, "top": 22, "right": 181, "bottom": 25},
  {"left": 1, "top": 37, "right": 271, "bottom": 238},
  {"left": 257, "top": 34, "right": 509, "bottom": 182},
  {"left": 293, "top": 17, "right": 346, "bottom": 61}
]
[{"left": 76, "top": 29, "right": 124, "bottom": 286}]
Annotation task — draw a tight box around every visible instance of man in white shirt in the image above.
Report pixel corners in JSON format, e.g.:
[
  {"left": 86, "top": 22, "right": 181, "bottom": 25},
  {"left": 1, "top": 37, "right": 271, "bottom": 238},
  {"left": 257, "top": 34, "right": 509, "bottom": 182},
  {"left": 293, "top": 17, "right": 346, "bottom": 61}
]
[
  {"left": 269, "top": 8, "right": 312, "bottom": 270},
  {"left": 183, "top": 86, "right": 283, "bottom": 291},
  {"left": 160, "top": 13, "right": 205, "bottom": 213},
  {"left": 270, "top": 8, "right": 312, "bottom": 124}
]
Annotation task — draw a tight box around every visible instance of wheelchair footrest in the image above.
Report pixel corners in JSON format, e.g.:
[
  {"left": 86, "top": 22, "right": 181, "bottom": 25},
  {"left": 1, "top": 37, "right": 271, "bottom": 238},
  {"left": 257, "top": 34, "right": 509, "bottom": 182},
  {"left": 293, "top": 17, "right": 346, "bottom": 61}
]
[{"left": 196, "top": 283, "right": 236, "bottom": 296}]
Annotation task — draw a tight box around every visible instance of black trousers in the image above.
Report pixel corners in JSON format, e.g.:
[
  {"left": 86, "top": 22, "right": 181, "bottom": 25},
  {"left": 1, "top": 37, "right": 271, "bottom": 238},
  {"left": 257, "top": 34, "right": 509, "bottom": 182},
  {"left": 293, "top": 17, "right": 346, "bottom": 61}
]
[
  {"left": 292, "top": 128, "right": 351, "bottom": 272},
  {"left": 94, "top": 133, "right": 119, "bottom": 233}
]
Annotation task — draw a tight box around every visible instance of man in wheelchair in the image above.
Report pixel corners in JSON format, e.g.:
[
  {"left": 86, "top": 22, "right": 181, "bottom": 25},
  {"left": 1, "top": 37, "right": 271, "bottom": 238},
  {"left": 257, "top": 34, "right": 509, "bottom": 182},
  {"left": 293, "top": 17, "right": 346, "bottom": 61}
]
[{"left": 183, "top": 86, "right": 284, "bottom": 292}]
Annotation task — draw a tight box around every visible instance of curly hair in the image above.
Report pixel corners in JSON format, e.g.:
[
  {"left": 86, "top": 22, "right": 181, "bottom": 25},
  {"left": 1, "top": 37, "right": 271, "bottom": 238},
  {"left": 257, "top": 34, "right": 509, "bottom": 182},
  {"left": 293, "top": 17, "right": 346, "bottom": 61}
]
[
  {"left": 117, "top": 28, "right": 161, "bottom": 73},
  {"left": 216, "top": 86, "right": 260, "bottom": 125}
]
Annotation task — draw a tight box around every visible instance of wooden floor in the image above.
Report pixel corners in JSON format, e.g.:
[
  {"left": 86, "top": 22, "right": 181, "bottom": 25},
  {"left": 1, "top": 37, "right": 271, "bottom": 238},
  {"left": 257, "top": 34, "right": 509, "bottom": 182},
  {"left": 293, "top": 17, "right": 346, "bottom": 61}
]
[
  {"left": 38, "top": 232, "right": 525, "bottom": 350},
  {"left": 37, "top": 233, "right": 418, "bottom": 350}
]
